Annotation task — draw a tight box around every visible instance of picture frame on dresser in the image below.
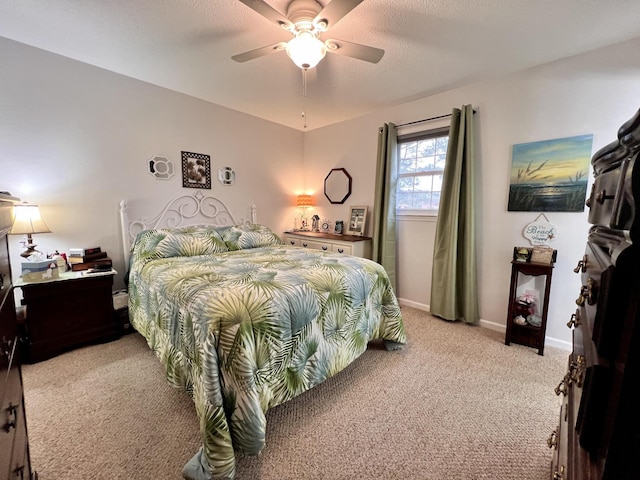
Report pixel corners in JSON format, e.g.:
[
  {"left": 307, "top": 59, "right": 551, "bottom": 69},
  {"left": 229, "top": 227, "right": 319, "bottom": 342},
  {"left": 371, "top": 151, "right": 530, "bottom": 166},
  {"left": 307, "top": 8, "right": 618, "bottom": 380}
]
[{"left": 346, "top": 205, "right": 367, "bottom": 236}]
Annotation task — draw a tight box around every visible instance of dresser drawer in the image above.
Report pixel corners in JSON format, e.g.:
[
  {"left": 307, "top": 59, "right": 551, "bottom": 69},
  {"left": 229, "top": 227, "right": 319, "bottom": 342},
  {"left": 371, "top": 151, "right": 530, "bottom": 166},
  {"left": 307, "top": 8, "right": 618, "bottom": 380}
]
[
  {"left": 283, "top": 233, "right": 371, "bottom": 259},
  {"left": 331, "top": 244, "right": 352, "bottom": 255}
]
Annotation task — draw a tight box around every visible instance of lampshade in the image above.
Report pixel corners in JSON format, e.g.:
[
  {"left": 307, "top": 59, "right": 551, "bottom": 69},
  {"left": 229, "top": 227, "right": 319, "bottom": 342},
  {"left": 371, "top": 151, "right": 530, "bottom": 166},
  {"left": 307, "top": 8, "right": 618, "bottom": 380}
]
[
  {"left": 296, "top": 194, "right": 313, "bottom": 207},
  {"left": 9, "top": 203, "right": 51, "bottom": 235},
  {"left": 9, "top": 203, "right": 51, "bottom": 258},
  {"left": 286, "top": 32, "right": 326, "bottom": 69}
]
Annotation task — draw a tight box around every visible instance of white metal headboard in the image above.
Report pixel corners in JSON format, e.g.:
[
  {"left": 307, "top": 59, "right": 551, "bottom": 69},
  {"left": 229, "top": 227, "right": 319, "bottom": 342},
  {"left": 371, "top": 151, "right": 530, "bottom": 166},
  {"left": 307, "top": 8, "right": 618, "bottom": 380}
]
[{"left": 120, "top": 191, "right": 257, "bottom": 266}]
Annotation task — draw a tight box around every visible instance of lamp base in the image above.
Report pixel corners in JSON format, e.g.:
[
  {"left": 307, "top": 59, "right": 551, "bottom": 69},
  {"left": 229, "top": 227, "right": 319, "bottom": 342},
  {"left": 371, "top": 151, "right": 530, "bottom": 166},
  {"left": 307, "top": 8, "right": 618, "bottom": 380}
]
[{"left": 20, "top": 244, "right": 40, "bottom": 258}]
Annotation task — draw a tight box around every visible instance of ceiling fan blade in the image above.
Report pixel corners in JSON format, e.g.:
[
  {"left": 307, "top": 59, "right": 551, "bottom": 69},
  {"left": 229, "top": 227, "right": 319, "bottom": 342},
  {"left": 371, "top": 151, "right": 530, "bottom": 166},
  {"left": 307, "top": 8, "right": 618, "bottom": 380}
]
[
  {"left": 232, "top": 42, "right": 287, "bottom": 62},
  {"left": 314, "top": 0, "right": 364, "bottom": 30},
  {"left": 237, "top": 0, "right": 294, "bottom": 30},
  {"left": 325, "top": 39, "right": 384, "bottom": 63}
]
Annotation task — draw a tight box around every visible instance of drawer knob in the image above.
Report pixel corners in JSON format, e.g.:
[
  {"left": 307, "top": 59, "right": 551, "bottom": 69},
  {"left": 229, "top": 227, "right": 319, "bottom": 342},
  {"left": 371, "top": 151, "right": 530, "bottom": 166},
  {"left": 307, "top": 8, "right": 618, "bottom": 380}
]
[{"left": 547, "top": 428, "right": 558, "bottom": 448}]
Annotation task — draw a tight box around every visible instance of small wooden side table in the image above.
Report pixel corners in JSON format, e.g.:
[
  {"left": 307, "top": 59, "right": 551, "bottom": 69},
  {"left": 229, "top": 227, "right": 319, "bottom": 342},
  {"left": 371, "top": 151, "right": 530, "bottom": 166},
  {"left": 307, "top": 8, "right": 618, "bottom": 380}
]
[
  {"left": 504, "top": 258, "right": 554, "bottom": 355},
  {"left": 15, "top": 270, "right": 120, "bottom": 363}
]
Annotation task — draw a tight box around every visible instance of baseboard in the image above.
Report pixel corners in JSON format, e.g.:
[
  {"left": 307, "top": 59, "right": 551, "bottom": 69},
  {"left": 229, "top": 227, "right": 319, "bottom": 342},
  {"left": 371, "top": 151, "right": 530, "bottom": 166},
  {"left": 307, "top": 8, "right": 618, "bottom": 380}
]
[{"left": 397, "top": 297, "right": 571, "bottom": 352}]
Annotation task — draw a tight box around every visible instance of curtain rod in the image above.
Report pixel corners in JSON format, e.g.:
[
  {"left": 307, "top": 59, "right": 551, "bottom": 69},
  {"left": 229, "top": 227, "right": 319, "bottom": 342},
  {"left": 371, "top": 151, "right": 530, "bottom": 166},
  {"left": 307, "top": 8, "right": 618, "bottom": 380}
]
[{"left": 396, "top": 109, "right": 477, "bottom": 128}]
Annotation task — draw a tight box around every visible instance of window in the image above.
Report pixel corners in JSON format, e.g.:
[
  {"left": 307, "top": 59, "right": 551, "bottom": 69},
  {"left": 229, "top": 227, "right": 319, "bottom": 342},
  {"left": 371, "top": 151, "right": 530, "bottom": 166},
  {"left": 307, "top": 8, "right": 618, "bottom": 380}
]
[{"left": 396, "top": 127, "right": 449, "bottom": 215}]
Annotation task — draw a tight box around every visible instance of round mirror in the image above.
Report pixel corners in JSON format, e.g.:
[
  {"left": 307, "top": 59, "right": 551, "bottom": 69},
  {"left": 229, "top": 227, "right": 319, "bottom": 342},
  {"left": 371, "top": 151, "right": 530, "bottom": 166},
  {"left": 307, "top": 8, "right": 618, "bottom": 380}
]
[{"left": 324, "top": 168, "right": 352, "bottom": 204}]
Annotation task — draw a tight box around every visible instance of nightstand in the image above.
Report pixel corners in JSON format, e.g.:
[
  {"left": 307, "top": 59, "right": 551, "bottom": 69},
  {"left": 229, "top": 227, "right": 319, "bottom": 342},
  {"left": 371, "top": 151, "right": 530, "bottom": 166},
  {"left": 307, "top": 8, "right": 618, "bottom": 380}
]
[{"left": 15, "top": 270, "right": 120, "bottom": 363}]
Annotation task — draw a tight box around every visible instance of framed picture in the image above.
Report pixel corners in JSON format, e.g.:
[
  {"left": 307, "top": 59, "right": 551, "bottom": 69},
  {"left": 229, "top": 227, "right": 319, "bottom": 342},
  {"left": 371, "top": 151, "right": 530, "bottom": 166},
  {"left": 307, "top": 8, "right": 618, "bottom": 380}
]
[
  {"left": 334, "top": 220, "right": 344, "bottom": 235},
  {"left": 346, "top": 205, "right": 367, "bottom": 236},
  {"left": 507, "top": 134, "right": 593, "bottom": 212},
  {"left": 181, "top": 151, "right": 211, "bottom": 189}
]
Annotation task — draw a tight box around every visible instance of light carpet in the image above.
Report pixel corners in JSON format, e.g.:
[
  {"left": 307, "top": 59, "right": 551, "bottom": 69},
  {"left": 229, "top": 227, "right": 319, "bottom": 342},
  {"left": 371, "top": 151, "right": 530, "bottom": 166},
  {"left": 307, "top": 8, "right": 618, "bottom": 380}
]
[{"left": 22, "top": 306, "right": 566, "bottom": 479}]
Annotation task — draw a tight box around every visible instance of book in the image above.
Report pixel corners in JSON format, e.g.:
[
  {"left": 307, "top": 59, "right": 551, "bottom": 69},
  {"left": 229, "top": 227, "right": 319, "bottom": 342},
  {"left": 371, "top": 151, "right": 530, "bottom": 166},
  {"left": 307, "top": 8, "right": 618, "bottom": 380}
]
[
  {"left": 71, "top": 257, "right": 112, "bottom": 272},
  {"left": 68, "top": 251, "right": 108, "bottom": 264},
  {"left": 68, "top": 247, "right": 101, "bottom": 257}
]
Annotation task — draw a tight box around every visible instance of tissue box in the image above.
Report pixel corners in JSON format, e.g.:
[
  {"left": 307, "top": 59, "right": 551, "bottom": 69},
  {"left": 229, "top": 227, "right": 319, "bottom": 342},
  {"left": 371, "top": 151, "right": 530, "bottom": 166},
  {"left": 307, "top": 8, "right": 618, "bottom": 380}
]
[{"left": 21, "top": 260, "right": 59, "bottom": 282}]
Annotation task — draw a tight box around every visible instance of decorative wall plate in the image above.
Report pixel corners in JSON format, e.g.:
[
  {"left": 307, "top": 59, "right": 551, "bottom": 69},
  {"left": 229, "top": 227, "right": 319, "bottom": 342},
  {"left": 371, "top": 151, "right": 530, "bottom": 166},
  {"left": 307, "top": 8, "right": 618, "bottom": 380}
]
[
  {"left": 218, "top": 167, "right": 236, "bottom": 185},
  {"left": 148, "top": 155, "right": 174, "bottom": 179}
]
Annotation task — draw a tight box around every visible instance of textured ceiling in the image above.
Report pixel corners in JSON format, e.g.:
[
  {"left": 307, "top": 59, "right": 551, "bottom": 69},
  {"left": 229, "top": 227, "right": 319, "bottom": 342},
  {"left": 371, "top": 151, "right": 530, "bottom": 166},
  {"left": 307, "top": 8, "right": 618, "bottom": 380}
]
[{"left": 2, "top": 0, "right": 640, "bottom": 131}]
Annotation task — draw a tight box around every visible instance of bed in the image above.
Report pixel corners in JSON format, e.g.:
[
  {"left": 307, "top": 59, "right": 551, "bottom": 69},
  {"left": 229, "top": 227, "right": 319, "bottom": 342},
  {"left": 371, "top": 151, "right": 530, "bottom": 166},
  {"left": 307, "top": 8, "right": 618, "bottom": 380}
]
[{"left": 120, "top": 193, "right": 407, "bottom": 480}]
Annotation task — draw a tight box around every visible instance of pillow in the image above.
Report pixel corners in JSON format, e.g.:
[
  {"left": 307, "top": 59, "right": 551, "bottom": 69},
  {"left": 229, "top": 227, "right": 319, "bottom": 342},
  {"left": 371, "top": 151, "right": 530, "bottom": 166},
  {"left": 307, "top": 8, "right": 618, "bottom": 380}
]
[
  {"left": 221, "top": 224, "right": 283, "bottom": 250},
  {"left": 132, "top": 226, "right": 228, "bottom": 262}
]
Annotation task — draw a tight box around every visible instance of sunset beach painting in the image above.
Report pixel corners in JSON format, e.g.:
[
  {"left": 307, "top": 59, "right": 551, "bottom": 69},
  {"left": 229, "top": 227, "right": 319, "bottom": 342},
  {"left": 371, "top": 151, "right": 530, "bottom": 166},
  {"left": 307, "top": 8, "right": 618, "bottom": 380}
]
[{"left": 508, "top": 134, "right": 593, "bottom": 212}]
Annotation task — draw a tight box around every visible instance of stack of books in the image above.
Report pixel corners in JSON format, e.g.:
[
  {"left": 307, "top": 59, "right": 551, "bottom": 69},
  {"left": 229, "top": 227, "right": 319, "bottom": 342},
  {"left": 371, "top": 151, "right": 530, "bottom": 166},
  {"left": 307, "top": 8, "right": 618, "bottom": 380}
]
[{"left": 68, "top": 247, "right": 113, "bottom": 272}]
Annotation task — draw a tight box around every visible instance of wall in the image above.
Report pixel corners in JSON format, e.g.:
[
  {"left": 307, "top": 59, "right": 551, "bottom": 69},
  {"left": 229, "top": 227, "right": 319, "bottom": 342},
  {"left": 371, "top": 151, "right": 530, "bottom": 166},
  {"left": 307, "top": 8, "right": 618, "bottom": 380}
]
[
  {"left": 0, "top": 37, "right": 305, "bottom": 290},
  {"left": 303, "top": 37, "right": 640, "bottom": 349}
]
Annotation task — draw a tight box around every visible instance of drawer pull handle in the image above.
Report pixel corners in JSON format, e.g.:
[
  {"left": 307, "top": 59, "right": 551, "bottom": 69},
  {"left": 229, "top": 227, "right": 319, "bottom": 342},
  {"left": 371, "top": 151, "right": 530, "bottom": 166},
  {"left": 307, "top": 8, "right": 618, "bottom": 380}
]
[
  {"left": 0, "top": 337, "right": 14, "bottom": 359},
  {"left": 573, "top": 255, "right": 588, "bottom": 273},
  {"left": 595, "top": 189, "right": 615, "bottom": 205},
  {"left": 338, "top": 248, "right": 344, "bottom": 253},
  {"left": 322, "top": 246, "right": 328, "bottom": 251},
  {"left": 572, "top": 355, "right": 586, "bottom": 387},
  {"left": 554, "top": 378, "right": 567, "bottom": 396},
  {"left": 13, "top": 465, "right": 25, "bottom": 480},
  {"left": 547, "top": 428, "right": 558, "bottom": 448},
  {"left": 289, "top": 240, "right": 295, "bottom": 245},
  {"left": 4, "top": 403, "right": 18, "bottom": 432},
  {"left": 567, "top": 312, "right": 581, "bottom": 329},
  {"left": 575, "top": 278, "right": 595, "bottom": 306},
  {"left": 302, "top": 243, "right": 308, "bottom": 248}
]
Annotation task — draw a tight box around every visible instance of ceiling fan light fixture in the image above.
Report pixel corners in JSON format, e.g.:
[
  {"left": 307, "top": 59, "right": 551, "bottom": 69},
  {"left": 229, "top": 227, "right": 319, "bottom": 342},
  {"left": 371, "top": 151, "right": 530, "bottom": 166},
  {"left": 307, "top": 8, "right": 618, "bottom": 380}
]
[{"left": 285, "top": 31, "right": 326, "bottom": 69}]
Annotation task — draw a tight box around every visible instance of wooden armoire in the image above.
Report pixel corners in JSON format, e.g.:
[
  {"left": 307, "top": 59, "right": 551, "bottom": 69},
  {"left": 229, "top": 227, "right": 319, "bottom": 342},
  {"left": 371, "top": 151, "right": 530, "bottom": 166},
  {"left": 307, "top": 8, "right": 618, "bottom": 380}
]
[{"left": 549, "top": 108, "right": 640, "bottom": 479}]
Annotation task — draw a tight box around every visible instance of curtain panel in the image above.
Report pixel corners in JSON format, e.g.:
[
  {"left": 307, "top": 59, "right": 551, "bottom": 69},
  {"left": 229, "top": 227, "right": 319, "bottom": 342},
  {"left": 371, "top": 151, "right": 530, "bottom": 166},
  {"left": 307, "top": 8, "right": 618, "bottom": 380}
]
[
  {"left": 372, "top": 123, "right": 398, "bottom": 292},
  {"left": 430, "top": 105, "right": 479, "bottom": 324}
]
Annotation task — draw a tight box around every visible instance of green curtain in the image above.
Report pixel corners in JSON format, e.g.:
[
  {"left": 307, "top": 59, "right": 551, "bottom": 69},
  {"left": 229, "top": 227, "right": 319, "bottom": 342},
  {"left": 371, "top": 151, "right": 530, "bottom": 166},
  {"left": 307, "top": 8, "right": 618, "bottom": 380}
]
[
  {"left": 372, "top": 123, "right": 398, "bottom": 292},
  {"left": 430, "top": 105, "right": 479, "bottom": 323}
]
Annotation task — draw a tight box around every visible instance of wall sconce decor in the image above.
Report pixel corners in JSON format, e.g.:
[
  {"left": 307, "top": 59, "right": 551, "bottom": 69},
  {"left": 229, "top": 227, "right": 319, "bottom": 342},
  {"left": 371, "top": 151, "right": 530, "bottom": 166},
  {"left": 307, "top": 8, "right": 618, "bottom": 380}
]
[{"left": 9, "top": 203, "right": 51, "bottom": 258}]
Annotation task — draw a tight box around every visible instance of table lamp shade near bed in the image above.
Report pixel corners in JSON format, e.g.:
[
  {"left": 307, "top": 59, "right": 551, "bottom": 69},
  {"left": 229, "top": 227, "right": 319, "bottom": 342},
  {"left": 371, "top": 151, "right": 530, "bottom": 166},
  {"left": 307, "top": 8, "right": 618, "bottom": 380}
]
[{"left": 9, "top": 203, "right": 51, "bottom": 258}]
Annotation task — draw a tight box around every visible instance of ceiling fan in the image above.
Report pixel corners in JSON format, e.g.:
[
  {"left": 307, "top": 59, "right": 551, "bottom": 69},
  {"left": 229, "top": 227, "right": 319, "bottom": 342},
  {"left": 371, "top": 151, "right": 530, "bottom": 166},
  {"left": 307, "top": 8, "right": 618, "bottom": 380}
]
[{"left": 232, "top": 0, "right": 384, "bottom": 70}]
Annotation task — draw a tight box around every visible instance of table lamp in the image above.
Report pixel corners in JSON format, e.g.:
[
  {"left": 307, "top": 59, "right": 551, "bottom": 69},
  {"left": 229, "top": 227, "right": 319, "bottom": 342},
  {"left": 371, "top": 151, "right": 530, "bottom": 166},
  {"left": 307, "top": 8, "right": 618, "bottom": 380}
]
[
  {"left": 9, "top": 203, "right": 51, "bottom": 258},
  {"left": 296, "top": 194, "right": 313, "bottom": 231}
]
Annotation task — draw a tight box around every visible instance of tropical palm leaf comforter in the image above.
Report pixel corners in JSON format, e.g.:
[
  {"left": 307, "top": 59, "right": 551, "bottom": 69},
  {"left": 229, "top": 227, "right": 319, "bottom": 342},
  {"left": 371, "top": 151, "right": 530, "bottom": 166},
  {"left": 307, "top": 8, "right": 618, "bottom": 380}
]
[{"left": 128, "top": 224, "right": 406, "bottom": 480}]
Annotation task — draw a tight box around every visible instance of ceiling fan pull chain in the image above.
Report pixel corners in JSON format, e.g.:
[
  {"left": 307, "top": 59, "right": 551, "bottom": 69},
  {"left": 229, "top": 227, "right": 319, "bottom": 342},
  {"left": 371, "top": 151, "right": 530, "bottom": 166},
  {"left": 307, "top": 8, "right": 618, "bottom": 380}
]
[{"left": 302, "top": 68, "right": 308, "bottom": 129}]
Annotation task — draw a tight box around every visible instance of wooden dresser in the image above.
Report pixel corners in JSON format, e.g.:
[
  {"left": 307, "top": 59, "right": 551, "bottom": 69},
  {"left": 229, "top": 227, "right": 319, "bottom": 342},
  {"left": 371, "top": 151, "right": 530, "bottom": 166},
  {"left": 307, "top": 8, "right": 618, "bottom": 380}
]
[
  {"left": 0, "top": 194, "right": 36, "bottom": 479},
  {"left": 549, "top": 108, "right": 640, "bottom": 479},
  {"left": 282, "top": 231, "right": 372, "bottom": 259}
]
